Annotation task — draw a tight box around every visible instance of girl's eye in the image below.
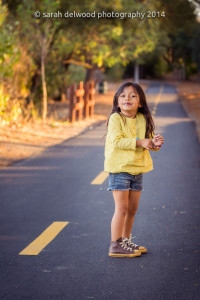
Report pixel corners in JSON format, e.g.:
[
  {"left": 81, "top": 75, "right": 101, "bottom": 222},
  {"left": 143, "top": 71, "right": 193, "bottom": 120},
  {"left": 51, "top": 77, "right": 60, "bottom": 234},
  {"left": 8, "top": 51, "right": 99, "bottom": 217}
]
[{"left": 120, "top": 94, "right": 136, "bottom": 97}]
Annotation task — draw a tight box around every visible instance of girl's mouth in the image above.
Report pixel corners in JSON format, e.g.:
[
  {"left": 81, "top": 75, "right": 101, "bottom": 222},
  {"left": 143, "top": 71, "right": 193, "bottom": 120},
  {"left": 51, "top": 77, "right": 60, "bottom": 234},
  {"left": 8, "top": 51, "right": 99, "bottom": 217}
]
[{"left": 123, "top": 103, "right": 132, "bottom": 106}]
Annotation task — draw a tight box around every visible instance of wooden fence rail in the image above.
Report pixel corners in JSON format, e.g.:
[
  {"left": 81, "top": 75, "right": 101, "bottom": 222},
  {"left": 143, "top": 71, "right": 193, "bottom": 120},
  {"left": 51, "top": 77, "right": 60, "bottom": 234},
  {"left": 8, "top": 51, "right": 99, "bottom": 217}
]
[{"left": 69, "top": 81, "right": 95, "bottom": 123}]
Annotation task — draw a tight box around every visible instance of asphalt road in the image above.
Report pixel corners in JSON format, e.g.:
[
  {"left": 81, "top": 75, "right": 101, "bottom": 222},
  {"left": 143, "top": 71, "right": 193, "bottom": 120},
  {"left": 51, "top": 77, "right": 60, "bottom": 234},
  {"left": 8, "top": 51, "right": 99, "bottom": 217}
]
[{"left": 0, "top": 82, "right": 200, "bottom": 300}]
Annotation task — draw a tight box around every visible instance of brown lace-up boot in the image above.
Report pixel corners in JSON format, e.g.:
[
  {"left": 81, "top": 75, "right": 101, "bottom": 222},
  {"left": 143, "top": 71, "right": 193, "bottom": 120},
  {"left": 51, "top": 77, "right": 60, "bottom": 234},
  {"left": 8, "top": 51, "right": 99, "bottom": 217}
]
[{"left": 109, "top": 237, "right": 141, "bottom": 257}]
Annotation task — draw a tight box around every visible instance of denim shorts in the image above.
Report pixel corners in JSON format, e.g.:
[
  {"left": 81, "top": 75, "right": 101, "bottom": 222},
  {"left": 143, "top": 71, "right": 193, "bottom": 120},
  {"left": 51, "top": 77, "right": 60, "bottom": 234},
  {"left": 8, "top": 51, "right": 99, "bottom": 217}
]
[{"left": 107, "top": 172, "right": 144, "bottom": 191}]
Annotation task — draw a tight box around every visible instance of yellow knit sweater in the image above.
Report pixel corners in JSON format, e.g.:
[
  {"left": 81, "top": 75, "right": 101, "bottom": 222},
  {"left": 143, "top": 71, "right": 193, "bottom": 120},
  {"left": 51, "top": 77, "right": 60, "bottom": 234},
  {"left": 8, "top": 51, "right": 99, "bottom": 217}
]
[{"left": 104, "top": 112, "right": 160, "bottom": 175}]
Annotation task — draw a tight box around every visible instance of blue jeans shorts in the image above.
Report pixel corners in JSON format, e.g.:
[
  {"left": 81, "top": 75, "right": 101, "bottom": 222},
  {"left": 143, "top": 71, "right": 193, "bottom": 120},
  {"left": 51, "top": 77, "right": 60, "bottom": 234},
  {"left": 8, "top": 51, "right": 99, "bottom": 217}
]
[{"left": 107, "top": 172, "right": 144, "bottom": 192}]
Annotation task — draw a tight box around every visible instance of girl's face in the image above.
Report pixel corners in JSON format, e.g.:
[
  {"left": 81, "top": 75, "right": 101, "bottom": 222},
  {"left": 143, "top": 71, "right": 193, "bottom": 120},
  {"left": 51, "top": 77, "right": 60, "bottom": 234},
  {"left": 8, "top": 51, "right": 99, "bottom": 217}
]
[{"left": 118, "top": 86, "right": 141, "bottom": 116}]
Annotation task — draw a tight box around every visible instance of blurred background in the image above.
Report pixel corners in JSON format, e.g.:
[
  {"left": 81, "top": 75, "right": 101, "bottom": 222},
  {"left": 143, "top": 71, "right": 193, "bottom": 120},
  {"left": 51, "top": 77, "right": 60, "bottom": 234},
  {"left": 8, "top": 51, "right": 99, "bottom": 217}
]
[{"left": 0, "top": 0, "right": 200, "bottom": 166}]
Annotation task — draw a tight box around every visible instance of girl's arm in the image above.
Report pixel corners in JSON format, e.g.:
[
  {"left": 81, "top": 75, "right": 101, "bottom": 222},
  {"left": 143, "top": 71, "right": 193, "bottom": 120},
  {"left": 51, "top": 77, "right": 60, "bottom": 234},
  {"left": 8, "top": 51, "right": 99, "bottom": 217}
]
[{"left": 136, "top": 138, "right": 153, "bottom": 150}]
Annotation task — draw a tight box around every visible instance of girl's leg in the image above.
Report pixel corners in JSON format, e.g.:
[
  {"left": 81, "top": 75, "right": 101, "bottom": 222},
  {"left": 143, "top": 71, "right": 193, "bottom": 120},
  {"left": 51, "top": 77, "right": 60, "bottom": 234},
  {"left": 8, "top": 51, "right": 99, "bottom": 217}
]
[
  {"left": 111, "top": 190, "right": 129, "bottom": 242},
  {"left": 122, "top": 190, "right": 141, "bottom": 238}
]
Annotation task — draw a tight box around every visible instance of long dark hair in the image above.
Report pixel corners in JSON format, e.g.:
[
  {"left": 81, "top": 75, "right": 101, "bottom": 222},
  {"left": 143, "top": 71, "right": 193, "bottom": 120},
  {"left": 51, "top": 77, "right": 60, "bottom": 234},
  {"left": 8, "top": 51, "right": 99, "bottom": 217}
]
[{"left": 107, "top": 82, "right": 155, "bottom": 139}]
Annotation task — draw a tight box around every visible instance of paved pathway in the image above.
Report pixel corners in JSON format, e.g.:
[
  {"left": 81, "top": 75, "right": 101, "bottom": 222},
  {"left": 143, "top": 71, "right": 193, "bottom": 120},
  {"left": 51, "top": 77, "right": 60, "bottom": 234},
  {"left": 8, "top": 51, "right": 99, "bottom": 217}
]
[{"left": 0, "top": 82, "right": 200, "bottom": 299}]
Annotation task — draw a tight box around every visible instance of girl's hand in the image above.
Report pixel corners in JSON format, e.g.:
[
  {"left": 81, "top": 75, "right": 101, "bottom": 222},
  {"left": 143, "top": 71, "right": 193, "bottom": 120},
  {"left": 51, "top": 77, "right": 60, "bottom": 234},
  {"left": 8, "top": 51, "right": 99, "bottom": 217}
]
[
  {"left": 139, "top": 139, "right": 154, "bottom": 150},
  {"left": 152, "top": 134, "right": 164, "bottom": 147}
]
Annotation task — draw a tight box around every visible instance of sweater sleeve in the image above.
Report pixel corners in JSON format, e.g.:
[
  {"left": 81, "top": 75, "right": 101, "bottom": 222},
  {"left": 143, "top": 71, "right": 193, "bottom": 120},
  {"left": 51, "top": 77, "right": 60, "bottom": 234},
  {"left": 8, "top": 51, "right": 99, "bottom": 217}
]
[{"left": 108, "top": 114, "right": 137, "bottom": 150}]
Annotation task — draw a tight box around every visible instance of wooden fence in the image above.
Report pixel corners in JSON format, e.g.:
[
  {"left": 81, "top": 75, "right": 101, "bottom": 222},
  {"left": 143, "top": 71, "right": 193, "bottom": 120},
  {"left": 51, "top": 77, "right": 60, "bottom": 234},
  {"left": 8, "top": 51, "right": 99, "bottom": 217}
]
[{"left": 69, "top": 81, "right": 95, "bottom": 123}]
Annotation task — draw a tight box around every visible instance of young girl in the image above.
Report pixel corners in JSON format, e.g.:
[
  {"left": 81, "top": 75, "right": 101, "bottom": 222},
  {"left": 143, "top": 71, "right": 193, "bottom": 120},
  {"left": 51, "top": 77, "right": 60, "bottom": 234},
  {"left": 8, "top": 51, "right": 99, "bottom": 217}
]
[{"left": 104, "top": 82, "right": 164, "bottom": 257}]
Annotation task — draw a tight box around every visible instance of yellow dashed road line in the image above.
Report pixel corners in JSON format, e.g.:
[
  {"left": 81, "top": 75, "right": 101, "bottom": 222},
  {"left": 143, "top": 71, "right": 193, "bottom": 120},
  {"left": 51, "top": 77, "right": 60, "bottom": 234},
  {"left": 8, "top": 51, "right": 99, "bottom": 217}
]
[
  {"left": 91, "top": 171, "right": 108, "bottom": 185},
  {"left": 153, "top": 84, "right": 163, "bottom": 115},
  {"left": 19, "top": 221, "right": 69, "bottom": 255}
]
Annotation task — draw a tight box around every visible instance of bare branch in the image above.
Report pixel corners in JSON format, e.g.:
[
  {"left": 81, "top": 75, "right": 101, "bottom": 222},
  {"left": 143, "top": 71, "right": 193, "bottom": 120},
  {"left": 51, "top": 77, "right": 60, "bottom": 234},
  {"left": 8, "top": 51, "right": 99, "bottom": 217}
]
[{"left": 63, "top": 59, "right": 93, "bottom": 69}]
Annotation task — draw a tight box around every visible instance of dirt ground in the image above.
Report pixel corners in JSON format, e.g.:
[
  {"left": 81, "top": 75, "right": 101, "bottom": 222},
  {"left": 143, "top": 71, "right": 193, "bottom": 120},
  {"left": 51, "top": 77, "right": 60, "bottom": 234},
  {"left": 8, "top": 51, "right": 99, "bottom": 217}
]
[
  {"left": 170, "top": 79, "right": 200, "bottom": 143},
  {"left": 0, "top": 80, "right": 199, "bottom": 168}
]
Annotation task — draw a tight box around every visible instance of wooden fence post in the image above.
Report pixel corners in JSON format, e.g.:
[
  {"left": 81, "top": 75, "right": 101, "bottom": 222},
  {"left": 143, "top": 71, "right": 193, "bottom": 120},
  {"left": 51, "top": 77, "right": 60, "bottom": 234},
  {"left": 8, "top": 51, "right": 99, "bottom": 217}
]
[
  {"left": 69, "top": 83, "right": 75, "bottom": 123},
  {"left": 84, "top": 81, "right": 95, "bottom": 119},
  {"left": 69, "top": 81, "right": 85, "bottom": 123}
]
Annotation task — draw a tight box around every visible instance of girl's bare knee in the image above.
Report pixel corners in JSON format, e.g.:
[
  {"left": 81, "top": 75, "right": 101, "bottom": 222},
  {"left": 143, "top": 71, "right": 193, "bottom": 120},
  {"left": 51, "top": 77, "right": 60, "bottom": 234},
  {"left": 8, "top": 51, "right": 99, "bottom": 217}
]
[
  {"left": 127, "top": 209, "right": 137, "bottom": 217},
  {"left": 115, "top": 206, "right": 128, "bottom": 216}
]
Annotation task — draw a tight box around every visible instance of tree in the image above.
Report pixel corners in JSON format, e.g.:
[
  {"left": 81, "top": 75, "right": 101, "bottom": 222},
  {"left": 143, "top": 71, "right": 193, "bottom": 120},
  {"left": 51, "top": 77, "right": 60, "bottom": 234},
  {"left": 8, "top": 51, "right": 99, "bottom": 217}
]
[
  {"left": 0, "top": 0, "right": 19, "bottom": 78},
  {"left": 153, "top": 0, "right": 199, "bottom": 78},
  {"left": 190, "top": 24, "right": 200, "bottom": 70},
  {"left": 17, "top": 0, "right": 62, "bottom": 121},
  {"left": 60, "top": 0, "right": 162, "bottom": 82}
]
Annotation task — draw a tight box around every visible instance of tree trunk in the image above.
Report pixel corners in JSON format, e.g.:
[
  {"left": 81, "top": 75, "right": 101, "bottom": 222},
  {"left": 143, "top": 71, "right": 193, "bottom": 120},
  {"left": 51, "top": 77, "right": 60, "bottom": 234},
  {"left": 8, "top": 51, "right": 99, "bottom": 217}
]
[
  {"left": 85, "top": 68, "right": 95, "bottom": 82},
  {"left": 26, "top": 69, "right": 40, "bottom": 105},
  {"left": 183, "top": 57, "right": 186, "bottom": 80},
  {"left": 41, "top": 38, "right": 47, "bottom": 122},
  {"left": 134, "top": 63, "right": 139, "bottom": 83}
]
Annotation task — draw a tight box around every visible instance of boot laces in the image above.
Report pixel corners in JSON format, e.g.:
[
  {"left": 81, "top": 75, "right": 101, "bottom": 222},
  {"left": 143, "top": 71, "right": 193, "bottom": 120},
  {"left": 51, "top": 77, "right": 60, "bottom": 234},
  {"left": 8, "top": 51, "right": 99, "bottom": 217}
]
[
  {"left": 123, "top": 234, "right": 138, "bottom": 247},
  {"left": 119, "top": 240, "right": 133, "bottom": 251},
  {"left": 129, "top": 234, "right": 138, "bottom": 247}
]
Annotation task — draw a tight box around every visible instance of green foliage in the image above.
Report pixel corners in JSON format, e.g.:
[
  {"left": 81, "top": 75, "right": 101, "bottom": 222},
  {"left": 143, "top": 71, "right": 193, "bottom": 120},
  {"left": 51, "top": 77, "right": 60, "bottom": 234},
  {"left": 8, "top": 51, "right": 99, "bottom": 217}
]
[
  {"left": 0, "top": 85, "right": 9, "bottom": 117},
  {"left": 154, "top": 57, "right": 169, "bottom": 78},
  {"left": 46, "top": 61, "right": 86, "bottom": 98},
  {"left": 0, "top": 84, "right": 23, "bottom": 124},
  {"left": 153, "top": 0, "right": 199, "bottom": 78},
  {"left": 65, "top": 64, "right": 86, "bottom": 85},
  {"left": 190, "top": 24, "right": 200, "bottom": 69},
  {"left": 58, "top": 0, "right": 162, "bottom": 71},
  {"left": 0, "top": 1, "right": 20, "bottom": 77},
  {"left": 17, "top": 0, "right": 62, "bottom": 61},
  {"left": 171, "top": 25, "right": 200, "bottom": 79},
  {"left": 106, "top": 64, "right": 126, "bottom": 82}
]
